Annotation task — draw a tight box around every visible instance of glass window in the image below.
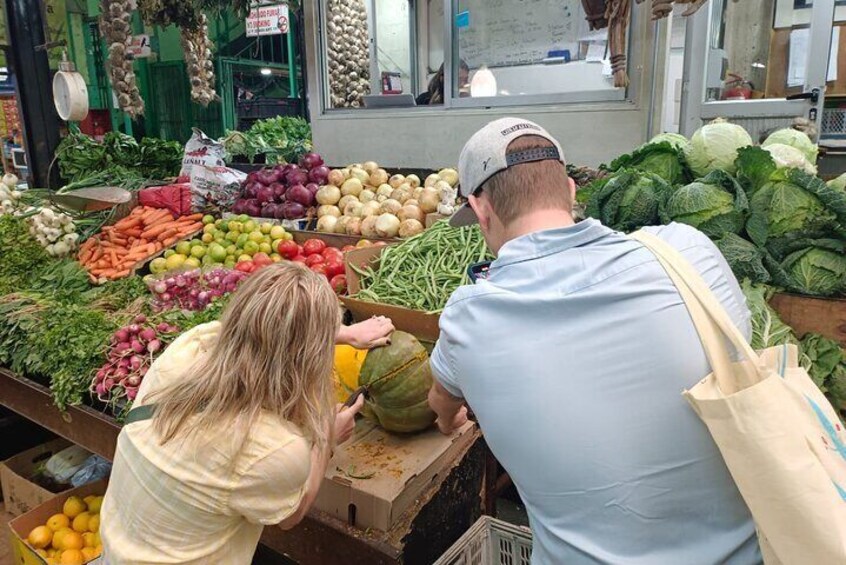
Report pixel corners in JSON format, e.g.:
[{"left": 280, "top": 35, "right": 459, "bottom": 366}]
[{"left": 445, "top": 0, "right": 625, "bottom": 102}]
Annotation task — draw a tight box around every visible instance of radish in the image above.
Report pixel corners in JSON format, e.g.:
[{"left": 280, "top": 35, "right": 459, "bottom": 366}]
[
  {"left": 114, "top": 329, "right": 130, "bottom": 343},
  {"left": 134, "top": 314, "right": 147, "bottom": 324},
  {"left": 131, "top": 340, "right": 145, "bottom": 354},
  {"left": 139, "top": 328, "right": 156, "bottom": 342},
  {"left": 147, "top": 339, "right": 162, "bottom": 353}
]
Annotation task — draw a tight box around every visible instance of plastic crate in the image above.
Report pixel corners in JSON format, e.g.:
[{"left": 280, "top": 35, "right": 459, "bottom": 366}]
[
  {"left": 434, "top": 516, "right": 533, "bottom": 565},
  {"left": 822, "top": 106, "right": 846, "bottom": 138}
]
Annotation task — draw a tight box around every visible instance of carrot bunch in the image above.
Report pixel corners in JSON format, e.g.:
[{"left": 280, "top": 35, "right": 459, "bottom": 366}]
[{"left": 78, "top": 206, "right": 204, "bottom": 282}]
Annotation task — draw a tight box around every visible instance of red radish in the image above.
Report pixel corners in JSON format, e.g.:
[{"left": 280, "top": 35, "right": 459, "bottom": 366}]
[
  {"left": 115, "top": 329, "right": 129, "bottom": 342},
  {"left": 147, "top": 339, "right": 162, "bottom": 353},
  {"left": 128, "top": 324, "right": 140, "bottom": 334},
  {"left": 134, "top": 314, "right": 147, "bottom": 324},
  {"left": 126, "top": 387, "right": 139, "bottom": 400},
  {"left": 127, "top": 375, "right": 142, "bottom": 387},
  {"left": 157, "top": 322, "right": 170, "bottom": 332},
  {"left": 140, "top": 328, "right": 157, "bottom": 342},
  {"left": 131, "top": 340, "right": 145, "bottom": 354},
  {"left": 130, "top": 356, "right": 143, "bottom": 371}
]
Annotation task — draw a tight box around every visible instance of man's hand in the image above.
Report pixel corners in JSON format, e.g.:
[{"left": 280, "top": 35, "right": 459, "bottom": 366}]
[
  {"left": 336, "top": 316, "right": 395, "bottom": 349},
  {"left": 428, "top": 381, "right": 468, "bottom": 435},
  {"left": 437, "top": 405, "right": 468, "bottom": 435},
  {"left": 334, "top": 393, "right": 365, "bottom": 445}
]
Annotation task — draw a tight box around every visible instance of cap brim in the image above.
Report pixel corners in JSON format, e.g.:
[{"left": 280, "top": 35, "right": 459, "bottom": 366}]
[{"left": 448, "top": 203, "right": 478, "bottom": 227}]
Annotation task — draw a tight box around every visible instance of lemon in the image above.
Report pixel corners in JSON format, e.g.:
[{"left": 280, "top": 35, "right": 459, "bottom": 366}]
[
  {"left": 259, "top": 242, "right": 272, "bottom": 254},
  {"left": 60, "top": 548, "right": 85, "bottom": 565},
  {"left": 190, "top": 245, "right": 206, "bottom": 259},
  {"left": 81, "top": 547, "right": 98, "bottom": 561},
  {"left": 270, "top": 225, "right": 286, "bottom": 240},
  {"left": 63, "top": 497, "right": 87, "bottom": 519},
  {"left": 184, "top": 257, "right": 202, "bottom": 269},
  {"left": 88, "top": 514, "right": 100, "bottom": 533},
  {"left": 175, "top": 241, "right": 192, "bottom": 256},
  {"left": 149, "top": 257, "right": 167, "bottom": 274},
  {"left": 201, "top": 233, "right": 214, "bottom": 244},
  {"left": 61, "top": 531, "right": 84, "bottom": 551},
  {"left": 165, "top": 254, "right": 186, "bottom": 271},
  {"left": 52, "top": 527, "right": 73, "bottom": 550},
  {"left": 202, "top": 214, "right": 215, "bottom": 225},
  {"left": 47, "top": 513, "right": 71, "bottom": 532},
  {"left": 87, "top": 496, "right": 104, "bottom": 514},
  {"left": 28, "top": 525, "right": 52, "bottom": 549},
  {"left": 82, "top": 532, "right": 97, "bottom": 548}
]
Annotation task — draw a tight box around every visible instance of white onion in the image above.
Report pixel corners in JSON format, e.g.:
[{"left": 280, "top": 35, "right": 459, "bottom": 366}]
[
  {"left": 391, "top": 185, "right": 412, "bottom": 203},
  {"left": 413, "top": 186, "right": 424, "bottom": 199},
  {"left": 345, "top": 216, "right": 363, "bottom": 235},
  {"left": 361, "top": 201, "right": 382, "bottom": 217},
  {"left": 405, "top": 199, "right": 419, "bottom": 207},
  {"left": 406, "top": 174, "right": 421, "bottom": 188},
  {"left": 344, "top": 201, "right": 365, "bottom": 218},
  {"left": 399, "top": 219, "right": 425, "bottom": 238},
  {"left": 316, "top": 185, "right": 342, "bottom": 205},
  {"left": 363, "top": 161, "right": 379, "bottom": 174},
  {"left": 388, "top": 174, "right": 405, "bottom": 189},
  {"left": 359, "top": 189, "right": 376, "bottom": 203},
  {"left": 370, "top": 168, "right": 389, "bottom": 187},
  {"left": 424, "top": 174, "right": 440, "bottom": 188},
  {"left": 338, "top": 194, "right": 360, "bottom": 211},
  {"left": 438, "top": 168, "right": 459, "bottom": 187},
  {"left": 317, "top": 215, "right": 339, "bottom": 232},
  {"left": 375, "top": 213, "right": 401, "bottom": 238},
  {"left": 341, "top": 178, "right": 364, "bottom": 197},
  {"left": 318, "top": 205, "right": 342, "bottom": 218},
  {"left": 360, "top": 215, "right": 379, "bottom": 238},
  {"left": 335, "top": 215, "right": 353, "bottom": 234},
  {"left": 328, "top": 169, "right": 346, "bottom": 187},
  {"left": 350, "top": 167, "right": 370, "bottom": 185},
  {"left": 381, "top": 199, "right": 402, "bottom": 215},
  {"left": 397, "top": 204, "right": 425, "bottom": 224},
  {"left": 418, "top": 187, "right": 440, "bottom": 213},
  {"left": 376, "top": 184, "right": 394, "bottom": 198}
]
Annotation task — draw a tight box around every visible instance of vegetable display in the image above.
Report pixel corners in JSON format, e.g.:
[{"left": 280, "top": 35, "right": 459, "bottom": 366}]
[
  {"left": 78, "top": 207, "right": 204, "bottom": 282},
  {"left": 315, "top": 163, "right": 459, "bottom": 239},
  {"left": 358, "top": 332, "right": 437, "bottom": 433},
  {"left": 353, "top": 221, "right": 490, "bottom": 313},
  {"left": 231, "top": 152, "right": 326, "bottom": 220}
]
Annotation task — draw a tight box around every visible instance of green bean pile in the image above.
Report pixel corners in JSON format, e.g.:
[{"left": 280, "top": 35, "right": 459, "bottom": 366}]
[{"left": 353, "top": 221, "right": 491, "bottom": 314}]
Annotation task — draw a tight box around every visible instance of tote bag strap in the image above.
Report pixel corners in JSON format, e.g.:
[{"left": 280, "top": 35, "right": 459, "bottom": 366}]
[{"left": 631, "top": 231, "right": 762, "bottom": 393}]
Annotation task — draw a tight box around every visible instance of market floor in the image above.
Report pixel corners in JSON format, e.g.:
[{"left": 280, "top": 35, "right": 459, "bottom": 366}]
[{"left": 1, "top": 502, "right": 13, "bottom": 565}]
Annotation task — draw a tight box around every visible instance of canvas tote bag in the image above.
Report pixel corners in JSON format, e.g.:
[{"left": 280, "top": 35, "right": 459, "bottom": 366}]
[{"left": 631, "top": 230, "right": 846, "bottom": 564}]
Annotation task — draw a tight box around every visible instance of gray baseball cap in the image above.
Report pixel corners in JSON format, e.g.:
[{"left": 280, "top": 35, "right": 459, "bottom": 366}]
[{"left": 450, "top": 117, "right": 566, "bottom": 227}]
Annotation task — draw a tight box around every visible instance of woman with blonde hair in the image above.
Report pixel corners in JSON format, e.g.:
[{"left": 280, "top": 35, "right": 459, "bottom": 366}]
[{"left": 98, "top": 263, "right": 393, "bottom": 564}]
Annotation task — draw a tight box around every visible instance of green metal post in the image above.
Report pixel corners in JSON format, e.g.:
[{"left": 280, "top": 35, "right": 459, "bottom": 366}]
[{"left": 286, "top": 13, "right": 296, "bottom": 97}]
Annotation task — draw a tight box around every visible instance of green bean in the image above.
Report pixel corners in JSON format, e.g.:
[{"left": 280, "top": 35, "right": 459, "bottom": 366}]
[{"left": 352, "top": 221, "right": 492, "bottom": 312}]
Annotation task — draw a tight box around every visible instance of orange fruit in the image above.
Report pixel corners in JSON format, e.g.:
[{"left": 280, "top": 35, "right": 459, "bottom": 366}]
[
  {"left": 61, "top": 530, "right": 84, "bottom": 551},
  {"left": 60, "top": 549, "right": 85, "bottom": 565},
  {"left": 72, "top": 512, "right": 91, "bottom": 533},
  {"left": 47, "top": 513, "right": 71, "bottom": 532},
  {"left": 27, "top": 525, "right": 52, "bottom": 549},
  {"left": 52, "top": 527, "right": 73, "bottom": 550},
  {"left": 87, "top": 514, "right": 100, "bottom": 534},
  {"left": 82, "top": 532, "right": 96, "bottom": 548},
  {"left": 81, "top": 547, "right": 97, "bottom": 561},
  {"left": 62, "top": 496, "right": 87, "bottom": 519}
]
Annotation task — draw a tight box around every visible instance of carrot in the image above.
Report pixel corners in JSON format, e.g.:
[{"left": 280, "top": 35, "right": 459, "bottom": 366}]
[
  {"left": 140, "top": 222, "right": 176, "bottom": 240},
  {"left": 114, "top": 216, "right": 142, "bottom": 230},
  {"left": 78, "top": 248, "right": 93, "bottom": 264},
  {"left": 177, "top": 222, "right": 203, "bottom": 235},
  {"left": 144, "top": 209, "right": 174, "bottom": 226},
  {"left": 124, "top": 228, "right": 143, "bottom": 238},
  {"left": 156, "top": 228, "right": 178, "bottom": 242},
  {"left": 180, "top": 213, "right": 204, "bottom": 222},
  {"left": 162, "top": 236, "right": 179, "bottom": 247},
  {"left": 90, "top": 247, "right": 104, "bottom": 263}
]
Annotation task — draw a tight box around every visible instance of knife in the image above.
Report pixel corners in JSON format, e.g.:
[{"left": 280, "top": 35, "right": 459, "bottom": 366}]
[{"left": 342, "top": 386, "right": 369, "bottom": 409}]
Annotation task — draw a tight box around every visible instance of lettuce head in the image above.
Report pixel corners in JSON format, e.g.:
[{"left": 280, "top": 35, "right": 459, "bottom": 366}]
[{"left": 684, "top": 119, "right": 753, "bottom": 177}]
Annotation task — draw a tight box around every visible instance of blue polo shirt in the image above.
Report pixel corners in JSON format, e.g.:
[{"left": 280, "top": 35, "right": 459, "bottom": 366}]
[{"left": 431, "top": 220, "right": 760, "bottom": 565}]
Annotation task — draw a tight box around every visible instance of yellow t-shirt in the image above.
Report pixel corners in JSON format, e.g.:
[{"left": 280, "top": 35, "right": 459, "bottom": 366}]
[{"left": 100, "top": 322, "right": 311, "bottom": 565}]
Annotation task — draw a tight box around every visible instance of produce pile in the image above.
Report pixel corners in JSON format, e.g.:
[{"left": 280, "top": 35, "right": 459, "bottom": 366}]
[
  {"left": 24, "top": 491, "right": 105, "bottom": 564},
  {"left": 325, "top": 0, "right": 371, "bottom": 108},
  {"left": 231, "top": 151, "right": 328, "bottom": 220},
  {"left": 315, "top": 163, "right": 459, "bottom": 239},
  {"left": 222, "top": 116, "right": 313, "bottom": 165},
  {"left": 57, "top": 130, "right": 182, "bottom": 183},
  {"left": 352, "top": 220, "right": 490, "bottom": 313},
  {"left": 580, "top": 119, "right": 846, "bottom": 298}
]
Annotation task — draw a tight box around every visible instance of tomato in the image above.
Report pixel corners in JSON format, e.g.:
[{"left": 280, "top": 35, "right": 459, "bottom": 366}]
[
  {"left": 330, "top": 274, "right": 347, "bottom": 295},
  {"left": 303, "top": 239, "right": 327, "bottom": 257},
  {"left": 252, "top": 252, "right": 273, "bottom": 267},
  {"left": 310, "top": 263, "right": 328, "bottom": 277},
  {"left": 322, "top": 247, "right": 344, "bottom": 261},
  {"left": 277, "top": 240, "right": 299, "bottom": 260},
  {"left": 341, "top": 245, "right": 357, "bottom": 253},
  {"left": 324, "top": 259, "right": 345, "bottom": 279},
  {"left": 305, "top": 254, "right": 325, "bottom": 267},
  {"left": 291, "top": 255, "right": 308, "bottom": 264},
  {"left": 235, "top": 261, "right": 255, "bottom": 273}
]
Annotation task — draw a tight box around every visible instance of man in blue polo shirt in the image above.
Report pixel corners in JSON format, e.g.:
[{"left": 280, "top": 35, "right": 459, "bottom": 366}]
[{"left": 428, "top": 118, "right": 761, "bottom": 564}]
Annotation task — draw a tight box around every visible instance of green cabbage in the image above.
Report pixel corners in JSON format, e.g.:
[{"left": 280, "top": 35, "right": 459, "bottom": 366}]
[
  {"left": 662, "top": 170, "right": 748, "bottom": 238},
  {"left": 735, "top": 146, "right": 778, "bottom": 197},
  {"left": 773, "top": 240, "right": 846, "bottom": 297},
  {"left": 745, "top": 169, "right": 846, "bottom": 257},
  {"left": 828, "top": 173, "right": 846, "bottom": 192},
  {"left": 762, "top": 143, "right": 817, "bottom": 175},
  {"left": 740, "top": 280, "right": 799, "bottom": 350},
  {"left": 584, "top": 169, "right": 672, "bottom": 232},
  {"left": 684, "top": 119, "right": 753, "bottom": 177},
  {"left": 610, "top": 140, "right": 691, "bottom": 185},
  {"left": 649, "top": 132, "right": 688, "bottom": 149},
  {"left": 715, "top": 234, "right": 771, "bottom": 284},
  {"left": 801, "top": 333, "right": 845, "bottom": 391},
  {"left": 762, "top": 128, "right": 818, "bottom": 163}
]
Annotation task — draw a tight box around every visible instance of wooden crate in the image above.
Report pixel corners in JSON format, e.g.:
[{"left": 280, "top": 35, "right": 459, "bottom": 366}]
[{"left": 769, "top": 293, "right": 846, "bottom": 346}]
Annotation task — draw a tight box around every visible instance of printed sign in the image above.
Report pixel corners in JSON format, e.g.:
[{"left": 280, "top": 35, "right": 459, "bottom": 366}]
[
  {"left": 127, "top": 35, "right": 152, "bottom": 58},
  {"left": 246, "top": 4, "right": 289, "bottom": 37}
]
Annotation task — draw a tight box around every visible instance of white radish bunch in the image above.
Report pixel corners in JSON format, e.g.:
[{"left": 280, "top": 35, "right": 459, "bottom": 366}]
[{"left": 28, "top": 206, "right": 79, "bottom": 257}]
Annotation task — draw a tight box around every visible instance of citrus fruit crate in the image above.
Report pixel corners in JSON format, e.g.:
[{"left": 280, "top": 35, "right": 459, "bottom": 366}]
[{"left": 433, "top": 516, "right": 533, "bottom": 565}]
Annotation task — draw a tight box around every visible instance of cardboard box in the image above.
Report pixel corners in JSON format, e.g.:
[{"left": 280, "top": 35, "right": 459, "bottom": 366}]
[
  {"left": 770, "top": 293, "right": 846, "bottom": 347},
  {"left": 313, "top": 420, "right": 477, "bottom": 532},
  {"left": 8, "top": 479, "right": 107, "bottom": 565},
  {"left": 289, "top": 230, "right": 396, "bottom": 249},
  {"left": 342, "top": 245, "right": 441, "bottom": 342},
  {"left": 1, "top": 439, "right": 72, "bottom": 517}
]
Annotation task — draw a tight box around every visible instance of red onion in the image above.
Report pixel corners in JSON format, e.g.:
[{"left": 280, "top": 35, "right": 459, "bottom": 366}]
[
  {"left": 287, "top": 184, "right": 313, "bottom": 207},
  {"left": 286, "top": 169, "right": 309, "bottom": 186},
  {"left": 300, "top": 152, "right": 324, "bottom": 170},
  {"left": 282, "top": 201, "right": 306, "bottom": 220},
  {"left": 305, "top": 183, "right": 320, "bottom": 198},
  {"left": 271, "top": 183, "right": 287, "bottom": 201},
  {"left": 257, "top": 169, "right": 277, "bottom": 186},
  {"left": 245, "top": 199, "right": 263, "bottom": 217},
  {"left": 308, "top": 166, "right": 330, "bottom": 185},
  {"left": 232, "top": 200, "right": 248, "bottom": 215},
  {"left": 257, "top": 186, "right": 275, "bottom": 204}
]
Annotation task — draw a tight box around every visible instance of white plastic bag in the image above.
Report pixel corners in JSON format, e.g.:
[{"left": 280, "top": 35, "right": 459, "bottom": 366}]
[
  {"left": 190, "top": 165, "right": 246, "bottom": 214},
  {"left": 44, "top": 445, "right": 92, "bottom": 484},
  {"left": 180, "top": 128, "right": 226, "bottom": 178}
]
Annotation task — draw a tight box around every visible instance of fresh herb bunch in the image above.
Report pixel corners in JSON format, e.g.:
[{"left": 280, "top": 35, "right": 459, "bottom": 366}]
[
  {"left": 0, "top": 216, "right": 51, "bottom": 295},
  {"left": 224, "top": 116, "right": 313, "bottom": 164}
]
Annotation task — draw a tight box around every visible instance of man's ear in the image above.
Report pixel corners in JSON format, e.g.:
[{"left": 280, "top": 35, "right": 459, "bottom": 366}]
[
  {"left": 468, "top": 194, "right": 489, "bottom": 230},
  {"left": 567, "top": 177, "right": 576, "bottom": 210}
]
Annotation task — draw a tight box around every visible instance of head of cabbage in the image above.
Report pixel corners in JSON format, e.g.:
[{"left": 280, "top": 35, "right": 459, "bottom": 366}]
[
  {"left": 828, "top": 173, "right": 846, "bottom": 192},
  {"left": 762, "top": 143, "right": 817, "bottom": 175},
  {"left": 715, "top": 234, "right": 771, "bottom": 284},
  {"left": 746, "top": 168, "right": 846, "bottom": 257},
  {"left": 609, "top": 137, "right": 691, "bottom": 186},
  {"left": 662, "top": 170, "right": 748, "bottom": 239},
  {"left": 769, "top": 239, "right": 846, "bottom": 297},
  {"left": 762, "top": 127, "right": 818, "bottom": 164},
  {"left": 684, "top": 119, "right": 753, "bottom": 177},
  {"left": 584, "top": 169, "right": 672, "bottom": 232},
  {"left": 649, "top": 132, "right": 688, "bottom": 149}
]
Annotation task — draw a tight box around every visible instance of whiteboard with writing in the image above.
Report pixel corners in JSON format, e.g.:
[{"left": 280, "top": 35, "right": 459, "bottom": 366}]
[{"left": 428, "top": 0, "right": 582, "bottom": 70}]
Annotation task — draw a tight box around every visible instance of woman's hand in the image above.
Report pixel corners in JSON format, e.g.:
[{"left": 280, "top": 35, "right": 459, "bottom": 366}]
[
  {"left": 336, "top": 316, "right": 395, "bottom": 349},
  {"left": 334, "top": 394, "right": 365, "bottom": 445}
]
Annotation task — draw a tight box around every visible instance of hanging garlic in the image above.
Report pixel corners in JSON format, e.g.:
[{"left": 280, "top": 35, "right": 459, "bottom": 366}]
[
  {"left": 100, "top": 0, "right": 144, "bottom": 117},
  {"left": 326, "top": 0, "right": 371, "bottom": 108},
  {"left": 179, "top": 13, "right": 218, "bottom": 107}
]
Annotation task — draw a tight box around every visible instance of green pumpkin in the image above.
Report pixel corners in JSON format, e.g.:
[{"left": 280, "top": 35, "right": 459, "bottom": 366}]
[{"left": 359, "top": 331, "right": 437, "bottom": 433}]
